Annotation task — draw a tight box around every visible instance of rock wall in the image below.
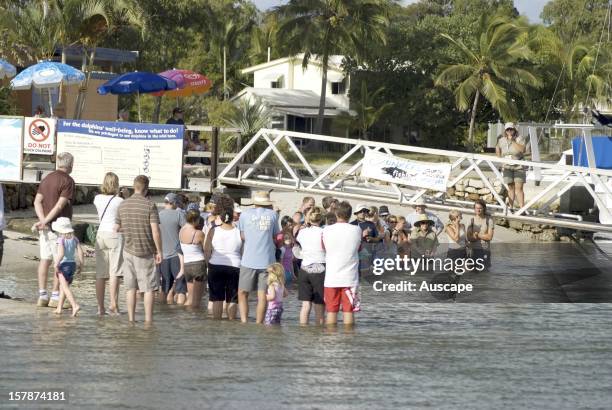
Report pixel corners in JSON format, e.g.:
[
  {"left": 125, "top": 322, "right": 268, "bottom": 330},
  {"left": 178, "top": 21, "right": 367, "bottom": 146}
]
[
  {"left": 2, "top": 184, "right": 98, "bottom": 211},
  {"left": 446, "top": 178, "right": 506, "bottom": 204}
]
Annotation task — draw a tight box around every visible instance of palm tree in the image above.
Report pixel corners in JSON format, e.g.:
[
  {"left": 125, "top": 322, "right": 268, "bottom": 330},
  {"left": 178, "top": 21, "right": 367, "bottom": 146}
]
[
  {"left": 337, "top": 82, "right": 393, "bottom": 139},
  {"left": 275, "top": 0, "right": 389, "bottom": 135},
  {"left": 204, "top": 4, "right": 255, "bottom": 100},
  {"left": 526, "top": 25, "right": 612, "bottom": 121},
  {"left": 435, "top": 13, "right": 542, "bottom": 149},
  {"left": 221, "top": 96, "right": 272, "bottom": 155}
]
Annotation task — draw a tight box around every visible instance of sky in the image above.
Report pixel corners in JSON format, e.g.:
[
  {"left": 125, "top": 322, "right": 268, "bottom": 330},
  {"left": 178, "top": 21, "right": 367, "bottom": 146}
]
[{"left": 251, "top": 0, "right": 549, "bottom": 23}]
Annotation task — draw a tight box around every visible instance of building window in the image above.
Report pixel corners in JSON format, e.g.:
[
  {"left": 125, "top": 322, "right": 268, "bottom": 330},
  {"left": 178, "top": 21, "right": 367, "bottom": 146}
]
[
  {"left": 331, "top": 81, "right": 345, "bottom": 95},
  {"left": 271, "top": 77, "right": 283, "bottom": 88}
]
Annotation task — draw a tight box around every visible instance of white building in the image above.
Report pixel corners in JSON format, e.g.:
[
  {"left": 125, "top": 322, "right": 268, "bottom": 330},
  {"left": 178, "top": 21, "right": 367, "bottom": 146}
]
[{"left": 234, "top": 54, "right": 352, "bottom": 137}]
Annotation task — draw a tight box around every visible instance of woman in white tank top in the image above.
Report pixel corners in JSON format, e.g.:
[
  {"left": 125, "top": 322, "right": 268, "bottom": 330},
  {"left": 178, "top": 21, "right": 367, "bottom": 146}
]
[
  {"left": 179, "top": 210, "right": 206, "bottom": 308},
  {"left": 204, "top": 209, "right": 242, "bottom": 320}
]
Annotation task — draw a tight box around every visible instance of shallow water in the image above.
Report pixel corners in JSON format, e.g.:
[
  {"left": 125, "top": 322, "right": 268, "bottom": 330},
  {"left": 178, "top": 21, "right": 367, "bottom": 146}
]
[{"left": 1, "top": 238, "right": 612, "bottom": 409}]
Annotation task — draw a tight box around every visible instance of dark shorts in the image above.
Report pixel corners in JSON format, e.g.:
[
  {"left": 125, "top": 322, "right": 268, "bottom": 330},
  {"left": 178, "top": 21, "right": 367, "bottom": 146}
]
[
  {"left": 184, "top": 260, "right": 207, "bottom": 282},
  {"left": 208, "top": 263, "right": 239, "bottom": 303},
  {"left": 159, "top": 256, "right": 186, "bottom": 294},
  {"left": 56, "top": 261, "right": 76, "bottom": 285},
  {"left": 298, "top": 269, "right": 325, "bottom": 304},
  {"left": 470, "top": 248, "right": 491, "bottom": 269}
]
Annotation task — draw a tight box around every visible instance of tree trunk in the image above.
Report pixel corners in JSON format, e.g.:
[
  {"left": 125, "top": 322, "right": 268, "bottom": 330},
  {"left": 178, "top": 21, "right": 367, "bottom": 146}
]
[
  {"left": 223, "top": 46, "right": 227, "bottom": 100},
  {"left": 468, "top": 89, "right": 480, "bottom": 152},
  {"left": 315, "top": 53, "right": 329, "bottom": 135},
  {"left": 77, "top": 47, "right": 97, "bottom": 119},
  {"left": 152, "top": 96, "right": 163, "bottom": 123},
  {"left": 59, "top": 48, "right": 66, "bottom": 104}
]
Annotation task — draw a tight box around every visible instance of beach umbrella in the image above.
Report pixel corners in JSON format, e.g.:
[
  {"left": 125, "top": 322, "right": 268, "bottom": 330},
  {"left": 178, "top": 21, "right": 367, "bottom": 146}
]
[
  {"left": 97, "top": 71, "right": 177, "bottom": 122},
  {"left": 0, "top": 59, "right": 16, "bottom": 79},
  {"left": 10, "top": 61, "right": 85, "bottom": 116},
  {"left": 154, "top": 69, "right": 212, "bottom": 97}
]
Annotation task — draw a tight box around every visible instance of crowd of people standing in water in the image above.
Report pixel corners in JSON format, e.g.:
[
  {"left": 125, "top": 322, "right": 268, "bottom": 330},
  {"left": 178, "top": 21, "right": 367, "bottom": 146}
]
[{"left": 15, "top": 152, "right": 495, "bottom": 325}]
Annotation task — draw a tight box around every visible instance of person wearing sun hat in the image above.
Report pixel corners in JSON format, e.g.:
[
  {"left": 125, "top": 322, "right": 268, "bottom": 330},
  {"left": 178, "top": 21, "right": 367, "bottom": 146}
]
[
  {"left": 51, "top": 217, "right": 84, "bottom": 317},
  {"left": 237, "top": 191, "right": 280, "bottom": 324},
  {"left": 410, "top": 214, "right": 439, "bottom": 258},
  {"left": 405, "top": 198, "right": 443, "bottom": 235},
  {"left": 496, "top": 121, "right": 526, "bottom": 208}
]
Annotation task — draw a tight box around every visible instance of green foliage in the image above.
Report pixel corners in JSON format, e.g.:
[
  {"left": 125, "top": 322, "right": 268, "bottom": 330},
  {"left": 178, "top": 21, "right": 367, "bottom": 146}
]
[{"left": 0, "top": 86, "right": 17, "bottom": 115}]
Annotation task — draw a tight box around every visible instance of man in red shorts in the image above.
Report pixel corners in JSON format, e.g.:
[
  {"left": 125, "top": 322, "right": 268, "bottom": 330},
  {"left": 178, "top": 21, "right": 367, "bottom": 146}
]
[{"left": 322, "top": 201, "right": 362, "bottom": 326}]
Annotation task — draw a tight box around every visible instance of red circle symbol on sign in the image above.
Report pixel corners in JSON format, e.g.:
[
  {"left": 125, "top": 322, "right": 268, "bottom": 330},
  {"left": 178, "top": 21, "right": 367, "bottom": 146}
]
[{"left": 29, "top": 119, "right": 50, "bottom": 142}]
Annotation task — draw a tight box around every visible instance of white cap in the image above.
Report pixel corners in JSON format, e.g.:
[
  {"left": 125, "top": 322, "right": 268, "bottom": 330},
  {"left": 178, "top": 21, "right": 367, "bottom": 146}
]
[
  {"left": 234, "top": 203, "right": 242, "bottom": 213},
  {"left": 353, "top": 204, "right": 369, "bottom": 215},
  {"left": 504, "top": 122, "right": 516, "bottom": 130}
]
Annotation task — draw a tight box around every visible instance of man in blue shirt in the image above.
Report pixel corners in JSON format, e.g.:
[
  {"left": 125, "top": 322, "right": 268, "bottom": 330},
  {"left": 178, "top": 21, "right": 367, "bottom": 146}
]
[{"left": 238, "top": 191, "right": 279, "bottom": 324}]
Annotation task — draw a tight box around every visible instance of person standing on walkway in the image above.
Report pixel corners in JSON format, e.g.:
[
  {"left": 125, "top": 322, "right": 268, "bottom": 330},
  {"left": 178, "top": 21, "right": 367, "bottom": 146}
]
[
  {"left": 159, "top": 193, "right": 187, "bottom": 305},
  {"left": 496, "top": 122, "right": 526, "bottom": 208},
  {"left": 115, "top": 175, "right": 162, "bottom": 323},
  {"left": 33, "top": 152, "right": 75, "bottom": 308},
  {"left": 238, "top": 191, "right": 279, "bottom": 324},
  {"left": 93, "top": 172, "right": 124, "bottom": 315}
]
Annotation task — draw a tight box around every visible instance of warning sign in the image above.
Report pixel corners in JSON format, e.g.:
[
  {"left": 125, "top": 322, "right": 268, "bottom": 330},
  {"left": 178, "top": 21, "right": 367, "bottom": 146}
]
[{"left": 24, "top": 117, "right": 56, "bottom": 155}]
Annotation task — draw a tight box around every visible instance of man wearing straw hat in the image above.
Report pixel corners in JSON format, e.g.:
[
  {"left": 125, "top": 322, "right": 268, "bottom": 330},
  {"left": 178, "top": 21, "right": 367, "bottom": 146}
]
[
  {"left": 237, "top": 191, "right": 280, "bottom": 324},
  {"left": 405, "top": 198, "right": 443, "bottom": 236}
]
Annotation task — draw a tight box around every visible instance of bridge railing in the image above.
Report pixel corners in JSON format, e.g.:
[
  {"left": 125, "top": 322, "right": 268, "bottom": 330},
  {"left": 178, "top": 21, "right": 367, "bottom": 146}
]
[{"left": 218, "top": 128, "right": 612, "bottom": 233}]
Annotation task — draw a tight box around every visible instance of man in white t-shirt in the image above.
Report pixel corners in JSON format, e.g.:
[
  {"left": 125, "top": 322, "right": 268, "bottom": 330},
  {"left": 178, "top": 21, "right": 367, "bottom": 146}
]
[{"left": 322, "top": 201, "right": 362, "bottom": 326}]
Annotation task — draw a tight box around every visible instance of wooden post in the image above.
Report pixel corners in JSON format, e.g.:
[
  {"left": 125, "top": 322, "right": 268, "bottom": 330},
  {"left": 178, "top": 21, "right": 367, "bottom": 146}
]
[{"left": 211, "top": 126, "right": 219, "bottom": 188}]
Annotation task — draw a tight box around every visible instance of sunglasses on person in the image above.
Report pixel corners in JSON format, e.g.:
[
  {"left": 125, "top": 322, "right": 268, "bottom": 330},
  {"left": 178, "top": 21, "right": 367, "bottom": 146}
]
[{"left": 388, "top": 219, "right": 397, "bottom": 224}]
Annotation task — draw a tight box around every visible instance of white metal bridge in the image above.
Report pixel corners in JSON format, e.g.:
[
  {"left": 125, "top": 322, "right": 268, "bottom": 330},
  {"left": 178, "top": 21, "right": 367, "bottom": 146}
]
[{"left": 218, "top": 128, "right": 612, "bottom": 234}]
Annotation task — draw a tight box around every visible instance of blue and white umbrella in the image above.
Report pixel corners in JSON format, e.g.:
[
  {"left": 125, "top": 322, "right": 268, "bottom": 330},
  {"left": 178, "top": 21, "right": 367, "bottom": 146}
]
[
  {"left": 10, "top": 61, "right": 84, "bottom": 90},
  {"left": 0, "top": 59, "right": 16, "bottom": 79},
  {"left": 10, "top": 61, "right": 85, "bottom": 116}
]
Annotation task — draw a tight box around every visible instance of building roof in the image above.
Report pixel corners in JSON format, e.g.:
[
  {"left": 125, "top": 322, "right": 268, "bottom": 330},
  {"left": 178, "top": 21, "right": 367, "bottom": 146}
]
[
  {"left": 55, "top": 46, "right": 139, "bottom": 63},
  {"left": 241, "top": 54, "right": 345, "bottom": 75},
  {"left": 232, "top": 87, "right": 353, "bottom": 118}
]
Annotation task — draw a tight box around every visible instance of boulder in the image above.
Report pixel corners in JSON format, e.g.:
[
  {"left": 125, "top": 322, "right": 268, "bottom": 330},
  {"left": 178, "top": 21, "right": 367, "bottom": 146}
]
[
  {"left": 468, "top": 179, "right": 485, "bottom": 189},
  {"left": 465, "top": 186, "right": 478, "bottom": 194},
  {"left": 468, "top": 193, "right": 480, "bottom": 201},
  {"left": 540, "top": 229, "right": 559, "bottom": 242},
  {"left": 482, "top": 194, "right": 494, "bottom": 203},
  {"left": 447, "top": 187, "right": 456, "bottom": 196},
  {"left": 509, "top": 220, "right": 524, "bottom": 230},
  {"left": 478, "top": 188, "right": 491, "bottom": 195}
]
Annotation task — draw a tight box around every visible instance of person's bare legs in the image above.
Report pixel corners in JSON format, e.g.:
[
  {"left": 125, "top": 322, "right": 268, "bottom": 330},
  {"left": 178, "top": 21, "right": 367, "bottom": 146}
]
[
  {"left": 212, "top": 301, "right": 223, "bottom": 319},
  {"left": 191, "top": 281, "right": 204, "bottom": 308},
  {"left": 184, "top": 281, "right": 194, "bottom": 306},
  {"left": 96, "top": 278, "right": 106, "bottom": 315},
  {"left": 300, "top": 301, "right": 312, "bottom": 325},
  {"left": 515, "top": 181, "right": 525, "bottom": 208},
  {"left": 207, "top": 300, "right": 213, "bottom": 314},
  {"left": 126, "top": 288, "right": 137, "bottom": 322},
  {"left": 109, "top": 276, "right": 120, "bottom": 314},
  {"left": 507, "top": 182, "right": 516, "bottom": 208},
  {"left": 238, "top": 290, "right": 249, "bottom": 323},
  {"left": 256, "top": 290, "right": 267, "bottom": 324},
  {"left": 314, "top": 303, "right": 325, "bottom": 325},
  {"left": 227, "top": 302, "right": 237, "bottom": 321},
  {"left": 56, "top": 275, "right": 79, "bottom": 316},
  {"left": 143, "top": 291, "right": 154, "bottom": 323},
  {"left": 326, "top": 312, "right": 338, "bottom": 326},
  {"left": 343, "top": 312, "right": 354, "bottom": 326},
  {"left": 176, "top": 292, "right": 186, "bottom": 305},
  {"left": 54, "top": 288, "right": 65, "bottom": 315}
]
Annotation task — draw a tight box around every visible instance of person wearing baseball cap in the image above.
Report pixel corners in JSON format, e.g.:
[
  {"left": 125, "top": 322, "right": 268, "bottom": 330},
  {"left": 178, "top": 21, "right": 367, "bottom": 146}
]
[
  {"left": 496, "top": 121, "right": 526, "bottom": 208},
  {"left": 405, "top": 198, "right": 443, "bottom": 235},
  {"left": 166, "top": 107, "right": 184, "bottom": 125},
  {"left": 159, "top": 192, "right": 188, "bottom": 305}
]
